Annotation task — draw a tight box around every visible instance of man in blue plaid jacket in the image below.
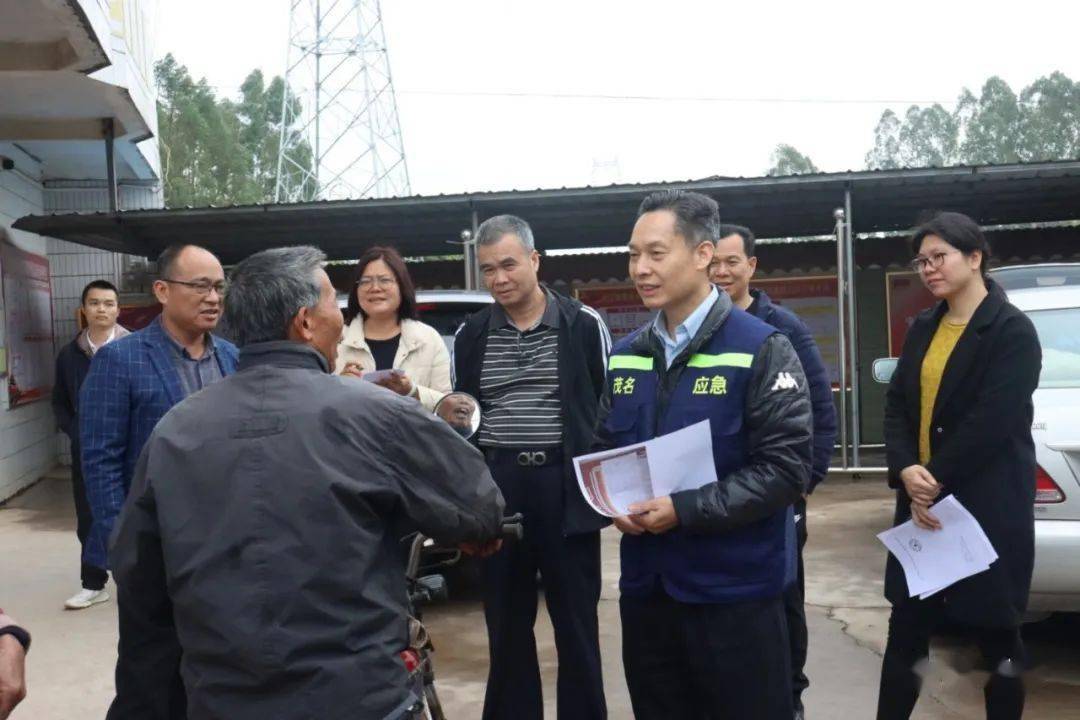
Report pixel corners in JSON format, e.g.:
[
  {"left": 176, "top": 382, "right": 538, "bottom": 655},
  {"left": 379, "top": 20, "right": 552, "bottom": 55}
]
[{"left": 78, "top": 245, "right": 238, "bottom": 605}]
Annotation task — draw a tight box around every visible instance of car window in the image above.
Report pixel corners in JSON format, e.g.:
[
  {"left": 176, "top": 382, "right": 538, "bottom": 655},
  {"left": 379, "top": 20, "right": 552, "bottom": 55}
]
[
  {"left": 1026, "top": 307, "right": 1080, "bottom": 388},
  {"left": 992, "top": 266, "right": 1080, "bottom": 290},
  {"left": 416, "top": 302, "right": 490, "bottom": 338}
]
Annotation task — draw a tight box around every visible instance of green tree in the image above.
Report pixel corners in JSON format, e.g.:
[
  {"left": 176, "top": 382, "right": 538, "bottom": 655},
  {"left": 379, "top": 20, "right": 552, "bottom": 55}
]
[
  {"left": 155, "top": 54, "right": 314, "bottom": 208},
  {"left": 898, "top": 104, "right": 959, "bottom": 167},
  {"left": 235, "top": 70, "right": 314, "bottom": 202},
  {"left": 1016, "top": 71, "right": 1080, "bottom": 162},
  {"left": 959, "top": 76, "right": 1022, "bottom": 165},
  {"left": 767, "top": 144, "right": 820, "bottom": 176},
  {"left": 864, "top": 72, "right": 1080, "bottom": 169},
  {"left": 865, "top": 110, "right": 902, "bottom": 170}
]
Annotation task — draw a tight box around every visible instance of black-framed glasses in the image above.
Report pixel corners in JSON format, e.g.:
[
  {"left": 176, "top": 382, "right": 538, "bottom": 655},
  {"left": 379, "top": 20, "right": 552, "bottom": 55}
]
[
  {"left": 162, "top": 278, "right": 227, "bottom": 296},
  {"left": 909, "top": 251, "right": 955, "bottom": 273}
]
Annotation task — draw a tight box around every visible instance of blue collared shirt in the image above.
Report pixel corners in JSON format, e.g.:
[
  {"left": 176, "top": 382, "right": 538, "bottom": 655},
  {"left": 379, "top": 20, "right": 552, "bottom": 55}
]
[{"left": 653, "top": 286, "right": 720, "bottom": 368}]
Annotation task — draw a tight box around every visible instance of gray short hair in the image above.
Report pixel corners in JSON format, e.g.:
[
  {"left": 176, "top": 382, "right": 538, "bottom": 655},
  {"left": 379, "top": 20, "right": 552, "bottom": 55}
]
[
  {"left": 224, "top": 246, "right": 326, "bottom": 347},
  {"left": 475, "top": 214, "right": 535, "bottom": 251}
]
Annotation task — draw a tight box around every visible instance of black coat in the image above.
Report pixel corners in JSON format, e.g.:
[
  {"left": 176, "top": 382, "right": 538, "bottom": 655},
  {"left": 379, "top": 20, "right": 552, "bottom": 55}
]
[
  {"left": 452, "top": 289, "right": 612, "bottom": 535},
  {"left": 52, "top": 335, "right": 92, "bottom": 443},
  {"left": 883, "top": 279, "right": 1041, "bottom": 627}
]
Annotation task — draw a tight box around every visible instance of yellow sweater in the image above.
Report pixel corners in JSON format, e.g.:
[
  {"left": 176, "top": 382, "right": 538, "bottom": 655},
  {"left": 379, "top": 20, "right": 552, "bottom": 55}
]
[{"left": 919, "top": 319, "right": 967, "bottom": 464}]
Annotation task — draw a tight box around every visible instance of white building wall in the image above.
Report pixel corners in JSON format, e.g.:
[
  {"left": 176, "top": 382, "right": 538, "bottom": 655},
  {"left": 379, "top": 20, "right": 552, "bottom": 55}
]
[{"left": 0, "top": 144, "right": 59, "bottom": 501}]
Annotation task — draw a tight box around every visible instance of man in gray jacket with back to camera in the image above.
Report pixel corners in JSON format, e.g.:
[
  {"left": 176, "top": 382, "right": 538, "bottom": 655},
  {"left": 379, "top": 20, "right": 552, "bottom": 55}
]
[{"left": 107, "top": 246, "right": 505, "bottom": 720}]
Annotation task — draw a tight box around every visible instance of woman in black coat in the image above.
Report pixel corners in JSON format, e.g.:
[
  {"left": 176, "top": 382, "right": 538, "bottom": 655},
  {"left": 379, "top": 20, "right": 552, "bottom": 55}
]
[{"left": 877, "top": 212, "right": 1041, "bottom": 720}]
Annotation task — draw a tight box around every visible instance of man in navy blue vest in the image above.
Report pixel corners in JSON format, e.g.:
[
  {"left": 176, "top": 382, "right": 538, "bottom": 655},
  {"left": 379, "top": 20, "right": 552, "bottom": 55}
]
[
  {"left": 711, "top": 224, "right": 838, "bottom": 720},
  {"left": 595, "top": 190, "right": 813, "bottom": 720}
]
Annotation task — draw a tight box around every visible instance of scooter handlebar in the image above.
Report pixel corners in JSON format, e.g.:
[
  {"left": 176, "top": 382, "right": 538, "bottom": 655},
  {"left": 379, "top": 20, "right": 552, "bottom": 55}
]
[{"left": 500, "top": 513, "right": 524, "bottom": 541}]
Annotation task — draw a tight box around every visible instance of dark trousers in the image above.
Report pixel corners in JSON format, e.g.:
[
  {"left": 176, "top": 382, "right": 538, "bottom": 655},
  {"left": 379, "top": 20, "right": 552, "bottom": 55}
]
[
  {"left": 71, "top": 446, "right": 108, "bottom": 591},
  {"left": 783, "top": 497, "right": 809, "bottom": 712},
  {"left": 877, "top": 595, "right": 1025, "bottom": 720},
  {"left": 621, "top": 590, "right": 793, "bottom": 720},
  {"left": 480, "top": 453, "right": 606, "bottom": 720}
]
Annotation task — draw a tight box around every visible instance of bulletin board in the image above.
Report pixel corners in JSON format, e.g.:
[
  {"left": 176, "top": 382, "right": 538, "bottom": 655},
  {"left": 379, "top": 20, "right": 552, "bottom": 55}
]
[
  {"left": 885, "top": 271, "right": 937, "bottom": 356},
  {"left": 753, "top": 275, "right": 840, "bottom": 384},
  {"left": 1, "top": 239, "right": 55, "bottom": 408},
  {"left": 577, "top": 276, "right": 842, "bottom": 383},
  {"left": 575, "top": 285, "right": 655, "bottom": 340}
]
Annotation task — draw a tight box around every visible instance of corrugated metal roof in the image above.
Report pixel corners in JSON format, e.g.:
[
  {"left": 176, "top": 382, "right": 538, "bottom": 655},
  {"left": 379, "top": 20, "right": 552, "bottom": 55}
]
[{"left": 13, "top": 160, "right": 1080, "bottom": 264}]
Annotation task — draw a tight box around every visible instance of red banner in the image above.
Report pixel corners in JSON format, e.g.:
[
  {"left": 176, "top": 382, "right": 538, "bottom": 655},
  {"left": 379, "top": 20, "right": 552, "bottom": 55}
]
[
  {"left": 575, "top": 285, "right": 655, "bottom": 340},
  {"left": 118, "top": 302, "right": 162, "bottom": 331},
  {"left": 1, "top": 241, "right": 54, "bottom": 408}
]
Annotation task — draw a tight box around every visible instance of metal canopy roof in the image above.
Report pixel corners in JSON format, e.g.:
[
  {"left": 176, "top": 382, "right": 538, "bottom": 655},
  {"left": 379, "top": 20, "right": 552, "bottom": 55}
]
[{"left": 13, "top": 160, "right": 1080, "bottom": 265}]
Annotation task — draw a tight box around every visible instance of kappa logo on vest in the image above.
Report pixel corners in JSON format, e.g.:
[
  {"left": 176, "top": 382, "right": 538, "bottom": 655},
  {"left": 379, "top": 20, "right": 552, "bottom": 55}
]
[
  {"left": 771, "top": 372, "right": 798, "bottom": 391},
  {"left": 691, "top": 375, "right": 728, "bottom": 396}
]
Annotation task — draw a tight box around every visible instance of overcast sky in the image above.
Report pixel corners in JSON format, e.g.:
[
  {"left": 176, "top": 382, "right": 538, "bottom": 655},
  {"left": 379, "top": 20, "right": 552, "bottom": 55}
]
[{"left": 156, "top": 0, "right": 1080, "bottom": 196}]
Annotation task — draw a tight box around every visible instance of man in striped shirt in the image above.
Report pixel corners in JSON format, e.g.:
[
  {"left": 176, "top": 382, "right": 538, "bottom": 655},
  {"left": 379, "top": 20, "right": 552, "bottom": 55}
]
[{"left": 453, "top": 214, "right": 612, "bottom": 720}]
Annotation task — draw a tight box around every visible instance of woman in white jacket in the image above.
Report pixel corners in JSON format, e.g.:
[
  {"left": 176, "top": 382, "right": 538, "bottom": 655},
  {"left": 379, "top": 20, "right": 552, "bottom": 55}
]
[{"left": 335, "top": 246, "right": 451, "bottom": 411}]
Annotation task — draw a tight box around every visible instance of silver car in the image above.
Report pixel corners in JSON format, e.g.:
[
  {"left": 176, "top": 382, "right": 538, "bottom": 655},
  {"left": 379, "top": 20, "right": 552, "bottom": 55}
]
[
  {"left": 874, "top": 271, "right": 1080, "bottom": 615},
  {"left": 1009, "top": 283, "right": 1080, "bottom": 613}
]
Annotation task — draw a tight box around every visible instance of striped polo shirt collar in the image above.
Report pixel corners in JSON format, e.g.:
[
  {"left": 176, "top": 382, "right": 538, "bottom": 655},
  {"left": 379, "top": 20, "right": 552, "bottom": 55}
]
[{"left": 489, "top": 286, "right": 561, "bottom": 332}]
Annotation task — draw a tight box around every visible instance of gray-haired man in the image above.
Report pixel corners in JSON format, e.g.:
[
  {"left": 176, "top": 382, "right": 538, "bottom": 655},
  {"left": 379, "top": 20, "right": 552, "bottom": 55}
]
[
  {"left": 108, "top": 246, "right": 505, "bottom": 720},
  {"left": 453, "top": 215, "right": 612, "bottom": 720}
]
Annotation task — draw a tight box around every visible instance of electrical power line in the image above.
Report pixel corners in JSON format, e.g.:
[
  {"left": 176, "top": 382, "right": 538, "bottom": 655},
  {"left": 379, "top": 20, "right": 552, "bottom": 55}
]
[{"left": 395, "top": 89, "right": 956, "bottom": 105}]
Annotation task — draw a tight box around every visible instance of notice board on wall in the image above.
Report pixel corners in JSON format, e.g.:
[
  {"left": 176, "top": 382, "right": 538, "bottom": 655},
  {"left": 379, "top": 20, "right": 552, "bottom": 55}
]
[
  {"left": 1, "top": 238, "right": 55, "bottom": 408},
  {"left": 577, "top": 276, "right": 842, "bottom": 383},
  {"left": 575, "top": 285, "right": 656, "bottom": 340},
  {"left": 885, "top": 271, "right": 937, "bottom": 356},
  {"left": 753, "top": 275, "right": 840, "bottom": 384}
]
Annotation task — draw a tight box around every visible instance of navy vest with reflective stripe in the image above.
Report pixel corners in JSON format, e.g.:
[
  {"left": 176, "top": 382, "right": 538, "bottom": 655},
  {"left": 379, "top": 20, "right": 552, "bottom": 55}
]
[{"left": 605, "top": 308, "right": 789, "bottom": 604}]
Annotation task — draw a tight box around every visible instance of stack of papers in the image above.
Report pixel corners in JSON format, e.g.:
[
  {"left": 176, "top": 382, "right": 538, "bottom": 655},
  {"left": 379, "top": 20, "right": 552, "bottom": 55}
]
[
  {"left": 572, "top": 420, "right": 718, "bottom": 517},
  {"left": 877, "top": 495, "right": 998, "bottom": 599}
]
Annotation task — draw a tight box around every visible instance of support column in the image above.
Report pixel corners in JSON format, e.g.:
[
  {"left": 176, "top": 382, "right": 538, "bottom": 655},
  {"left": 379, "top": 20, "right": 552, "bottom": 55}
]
[
  {"left": 833, "top": 207, "right": 848, "bottom": 468},
  {"left": 103, "top": 118, "right": 117, "bottom": 213},
  {"left": 844, "top": 186, "right": 862, "bottom": 466},
  {"left": 471, "top": 210, "right": 480, "bottom": 289}
]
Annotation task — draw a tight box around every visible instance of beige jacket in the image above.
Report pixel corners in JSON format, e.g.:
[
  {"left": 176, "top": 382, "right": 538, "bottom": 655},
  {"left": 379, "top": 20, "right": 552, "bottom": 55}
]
[{"left": 334, "top": 317, "right": 452, "bottom": 411}]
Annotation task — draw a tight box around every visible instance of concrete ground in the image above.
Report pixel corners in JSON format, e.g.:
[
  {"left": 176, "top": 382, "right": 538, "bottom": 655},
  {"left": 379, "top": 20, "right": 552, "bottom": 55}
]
[{"left": 1, "top": 471, "right": 1078, "bottom": 719}]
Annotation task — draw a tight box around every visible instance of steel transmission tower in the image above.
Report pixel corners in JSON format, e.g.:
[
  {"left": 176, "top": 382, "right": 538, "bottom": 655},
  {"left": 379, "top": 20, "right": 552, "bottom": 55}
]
[{"left": 276, "top": 0, "right": 411, "bottom": 202}]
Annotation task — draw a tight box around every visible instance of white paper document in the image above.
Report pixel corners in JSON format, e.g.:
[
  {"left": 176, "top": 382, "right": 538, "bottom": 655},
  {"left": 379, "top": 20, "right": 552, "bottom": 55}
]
[
  {"left": 876, "top": 495, "right": 998, "bottom": 599},
  {"left": 573, "top": 420, "right": 718, "bottom": 517}
]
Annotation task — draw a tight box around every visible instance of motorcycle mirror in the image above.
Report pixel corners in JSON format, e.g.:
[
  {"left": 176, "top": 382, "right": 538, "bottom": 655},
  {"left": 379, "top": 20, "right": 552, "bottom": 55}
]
[{"left": 434, "top": 392, "right": 481, "bottom": 440}]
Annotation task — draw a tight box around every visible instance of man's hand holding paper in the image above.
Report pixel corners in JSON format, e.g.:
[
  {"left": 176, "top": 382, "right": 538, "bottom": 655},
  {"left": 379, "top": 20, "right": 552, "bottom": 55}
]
[{"left": 573, "top": 420, "right": 718, "bottom": 520}]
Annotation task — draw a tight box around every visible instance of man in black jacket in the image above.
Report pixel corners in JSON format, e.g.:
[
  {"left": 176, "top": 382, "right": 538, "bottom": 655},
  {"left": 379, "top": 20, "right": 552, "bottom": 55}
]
[
  {"left": 711, "top": 224, "right": 838, "bottom": 719},
  {"left": 453, "top": 214, "right": 612, "bottom": 720},
  {"left": 108, "top": 246, "right": 504, "bottom": 720},
  {"left": 51, "top": 279, "right": 130, "bottom": 610}
]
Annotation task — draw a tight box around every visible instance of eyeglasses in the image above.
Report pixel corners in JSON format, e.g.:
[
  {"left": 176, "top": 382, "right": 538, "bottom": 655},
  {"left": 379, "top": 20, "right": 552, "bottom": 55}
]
[
  {"left": 357, "top": 276, "right": 397, "bottom": 289},
  {"left": 909, "top": 251, "right": 955, "bottom": 273},
  {"left": 162, "top": 278, "right": 228, "bottom": 296}
]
